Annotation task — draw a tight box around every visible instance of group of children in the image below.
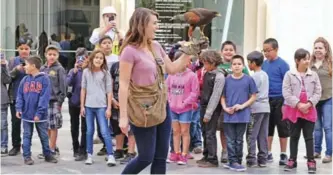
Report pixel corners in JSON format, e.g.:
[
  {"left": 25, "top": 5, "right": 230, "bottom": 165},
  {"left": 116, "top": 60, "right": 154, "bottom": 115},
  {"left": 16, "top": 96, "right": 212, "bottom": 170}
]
[{"left": 0, "top": 35, "right": 331, "bottom": 174}]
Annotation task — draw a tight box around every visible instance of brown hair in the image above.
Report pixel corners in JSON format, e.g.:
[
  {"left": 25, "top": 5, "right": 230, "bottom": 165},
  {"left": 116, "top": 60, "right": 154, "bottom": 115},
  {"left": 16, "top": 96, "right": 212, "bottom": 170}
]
[
  {"left": 199, "top": 50, "right": 222, "bottom": 66},
  {"left": 294, "top": 48, "right": 310, "bottom": 68},
  {"left": 120, "top": 8, "right": 159, "bottom": 54},
  {"left": 99, "top": 35, "right": 113, "bottom": 45},
  {"left": 26, "top": 55, "right": 43, "bottom": 69},
  {"left": 311, "top": 37, "right": 332, "bottom": 77},
  {"left": 83, "top": 49, "right": 108, "bottom": 72}
]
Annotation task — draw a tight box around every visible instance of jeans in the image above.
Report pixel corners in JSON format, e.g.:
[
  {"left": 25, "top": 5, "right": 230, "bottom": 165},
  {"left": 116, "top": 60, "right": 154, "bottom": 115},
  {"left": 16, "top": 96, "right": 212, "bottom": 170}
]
[
  {"left": 69, "top": 106, "right": 86, "bottom": 154},
  {"left": 290, "top": 118, "right": 315, "bottom": 160},
  {"left": 1, "top": 106, "right": 8, "bottom": 149},
  {"left": 10, "top": 101, "right": 21, "bottom": 148},
  {"left": 122, "top": 113, "right": 172, "bottom": 174},
  {"left": 224, "top": 123, "right": 247, "bottom": 164},
  {"left": 190, "top": 106, "right": 202, "bottom": 149},
  {"left": 85, "top": 107, "right": 113, "bottom": 155},
  {"left": 314, "top": 98, "right": 332, "bottom": 156},
  {"left": 22, "top": 121, "right": 51, "bottom": 158}
]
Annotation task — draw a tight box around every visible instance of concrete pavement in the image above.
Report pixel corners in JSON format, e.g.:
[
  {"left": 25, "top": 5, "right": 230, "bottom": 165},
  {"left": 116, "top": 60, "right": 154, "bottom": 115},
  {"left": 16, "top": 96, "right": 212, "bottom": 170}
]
[{"left": 1, "top": 100, "right": 332, "bottom": 174}]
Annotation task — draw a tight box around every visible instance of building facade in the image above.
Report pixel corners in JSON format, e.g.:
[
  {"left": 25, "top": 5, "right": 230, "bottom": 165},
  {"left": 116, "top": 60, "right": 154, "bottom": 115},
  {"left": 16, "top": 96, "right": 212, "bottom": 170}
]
[{"left": 1, "top": 0, "right": 332, "bottom": 67}]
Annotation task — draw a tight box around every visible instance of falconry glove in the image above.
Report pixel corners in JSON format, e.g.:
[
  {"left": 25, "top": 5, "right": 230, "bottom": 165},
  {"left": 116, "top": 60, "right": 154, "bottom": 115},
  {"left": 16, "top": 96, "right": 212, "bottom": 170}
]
[{"left": 179, "top": 37, "right": 209, "bottom": 56}]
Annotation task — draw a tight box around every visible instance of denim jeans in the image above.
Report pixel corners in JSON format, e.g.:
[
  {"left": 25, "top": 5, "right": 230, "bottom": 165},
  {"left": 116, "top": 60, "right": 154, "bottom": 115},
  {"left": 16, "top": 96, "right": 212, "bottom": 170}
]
[
  {"left": 190, "top": 106, "right": 202, "bottom": 149},
  {"left": 314, "top": 98, "right": 332, "bottom": 156},
  {"left": 1, "top": 106, "right": 8, "bottom": 149},
  {"left": 22, "top": 121, "right": 51, "bottom": 158},
  {"left": 122, "top": 113, "right": 172, "bottom": 174},
  {"left": 85, "top": 107, "right": 113, "bottom": 155},
  {"left": 224, "top": 123, "right": 247, "bottom": 164}
]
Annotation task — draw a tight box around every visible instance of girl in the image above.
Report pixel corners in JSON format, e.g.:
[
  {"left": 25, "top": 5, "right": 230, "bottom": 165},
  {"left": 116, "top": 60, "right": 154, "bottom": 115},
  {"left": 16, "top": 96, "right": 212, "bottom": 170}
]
[
  {"left": 8, "top": 36, "right": 32, "bottom": 156},
  {"left": 282, "top": 48, "right": 322, "bottom": 173},
  {"left": 221, "top": 55, "right": 257, "bottom": 172},
  {"left": 118, "top": 7, "right": 206, "bottom": 174},
  {"left": 80, "top": 49, "right": 116, "bottom": 166},
  {"left": 166, "top": 56, "right": 199, "bottom": 165},
  {"left": 311, "top": 37, "right": 332, "bottom": 163}
]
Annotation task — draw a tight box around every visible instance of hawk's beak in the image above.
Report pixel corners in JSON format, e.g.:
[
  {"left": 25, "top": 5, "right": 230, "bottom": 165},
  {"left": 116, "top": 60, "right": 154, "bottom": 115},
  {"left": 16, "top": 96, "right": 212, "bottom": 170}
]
[{"left": 216, "top": 13, "right": 221, "bottom": 17}]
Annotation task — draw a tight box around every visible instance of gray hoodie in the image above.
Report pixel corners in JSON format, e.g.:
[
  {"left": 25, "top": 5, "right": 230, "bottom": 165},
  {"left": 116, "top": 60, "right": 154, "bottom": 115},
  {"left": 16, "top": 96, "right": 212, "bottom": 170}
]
[
  {"left": 1, "top": 64, "right": 11, "bottom": 106},
  {"left": 40, "top": 61, "right": 67, "bottom": 105}
]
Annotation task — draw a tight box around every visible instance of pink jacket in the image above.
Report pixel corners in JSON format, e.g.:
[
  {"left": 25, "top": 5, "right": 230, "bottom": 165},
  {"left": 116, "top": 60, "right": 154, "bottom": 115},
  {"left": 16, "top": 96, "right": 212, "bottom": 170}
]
[{"left": 166, "top": 68, "right": 199, "bottom": 114}]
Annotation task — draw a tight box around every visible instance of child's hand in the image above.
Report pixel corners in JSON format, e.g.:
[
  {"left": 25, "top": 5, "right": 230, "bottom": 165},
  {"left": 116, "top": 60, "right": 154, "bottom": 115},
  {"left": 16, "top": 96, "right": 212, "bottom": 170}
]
[
  {"left": 297, "top": 103, "right": 309, "bottom": 113},
  {"left": 106, "top": 110, "right": 111, "bottom": 119},
  {"left": 192, "top": 102, "right": 199, "bottom": 110},
  {"left": 224, "top": 107, "right": 235, "bottom": 115},
  {"left": 80, "top": 108, "right": 85, "bottom": 117},
  {"left": 233, "top": 104, "right": 245, "bottom": 111},
  {"left": 34, "top": 116, "right": 40, "bottom": 121},
  {"left": 203, "top": 117, "right": 210, "bottom": 123},
  {"left": 112, "top": 99, "right": 119, "bottom": 109},
  {"left": 16, "top": 112, "right": 22, "bottom": 119}
]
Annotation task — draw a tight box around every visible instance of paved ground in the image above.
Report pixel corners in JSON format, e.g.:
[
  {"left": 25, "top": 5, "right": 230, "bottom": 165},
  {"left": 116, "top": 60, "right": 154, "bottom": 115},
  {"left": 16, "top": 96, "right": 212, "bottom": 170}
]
[{"left": 1, "top": 100, "right": 332, "bottom": 174}]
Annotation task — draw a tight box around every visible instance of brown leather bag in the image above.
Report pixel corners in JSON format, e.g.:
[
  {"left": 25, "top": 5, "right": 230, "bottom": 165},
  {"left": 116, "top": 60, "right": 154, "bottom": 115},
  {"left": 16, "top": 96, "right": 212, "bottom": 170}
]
[{"left": 127, "top": 46, "right": 167, "bottom": 128}]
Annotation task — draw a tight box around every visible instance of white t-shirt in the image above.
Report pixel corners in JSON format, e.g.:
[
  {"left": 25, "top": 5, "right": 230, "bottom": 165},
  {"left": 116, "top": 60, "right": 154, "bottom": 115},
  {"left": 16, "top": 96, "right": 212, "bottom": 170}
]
[{"left": 106, "top": 54, "right": 119, "bottom": 71}]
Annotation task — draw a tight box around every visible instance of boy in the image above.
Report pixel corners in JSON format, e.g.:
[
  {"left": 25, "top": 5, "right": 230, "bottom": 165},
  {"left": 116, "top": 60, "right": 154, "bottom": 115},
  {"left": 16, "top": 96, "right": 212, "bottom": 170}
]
[
  {"left": 39, "top": 45, "right": 67, "bottom": 157},
  {"left": 110, "top": 60, "right": 136, "bottom": 164},
  {"left": 221, "top": 55, "right": 257, "bottom": 172},
  {"left": 15, "top": 55, "right": 58, "bottom": 165},
  {"left": 67, "top": 48, "right": 88, "bottom": 161},
  {"left": 196, "top": 50, "right": 225, "bottom": 168},
  {"left": 262, "top": 38, "right": 290, "bottom": 164},
  {"left": 1, "top": 53, "right": 11, "bottom": 156},
  {"left": 245, "top": 51, "right": 270, "bottom": 167}
]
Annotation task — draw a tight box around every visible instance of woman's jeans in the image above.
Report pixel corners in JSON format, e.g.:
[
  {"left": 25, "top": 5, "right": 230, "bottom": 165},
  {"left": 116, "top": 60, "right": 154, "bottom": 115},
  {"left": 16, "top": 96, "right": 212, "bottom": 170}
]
[
  {"left": 314, "top": 98, "right": 332, "bottom": 156},
  {"left": 85, "top": 107, "right": 113, "bottom": 155},
  {"left": 122, "top": 114, "right": 172, "bottom": 174}
]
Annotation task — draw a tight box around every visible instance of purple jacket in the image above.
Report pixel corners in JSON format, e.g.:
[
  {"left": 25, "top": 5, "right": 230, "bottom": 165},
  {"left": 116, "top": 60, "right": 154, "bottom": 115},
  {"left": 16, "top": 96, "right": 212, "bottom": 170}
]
[{"left": 66, "top": 68, "right": 83, "bottom": 107}]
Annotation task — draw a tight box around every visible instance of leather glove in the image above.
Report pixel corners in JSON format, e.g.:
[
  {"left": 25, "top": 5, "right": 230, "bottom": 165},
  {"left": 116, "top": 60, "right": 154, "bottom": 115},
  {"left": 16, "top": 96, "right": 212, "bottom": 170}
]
[{"left": 179, "top": 37, "right": 209, "bottom": 56}]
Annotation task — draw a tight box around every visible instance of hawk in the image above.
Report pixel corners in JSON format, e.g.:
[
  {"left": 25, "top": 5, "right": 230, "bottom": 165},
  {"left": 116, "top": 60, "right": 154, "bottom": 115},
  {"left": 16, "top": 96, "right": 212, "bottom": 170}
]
[{"left": 170, "top": 8, "right": 221, "bottom": 39}]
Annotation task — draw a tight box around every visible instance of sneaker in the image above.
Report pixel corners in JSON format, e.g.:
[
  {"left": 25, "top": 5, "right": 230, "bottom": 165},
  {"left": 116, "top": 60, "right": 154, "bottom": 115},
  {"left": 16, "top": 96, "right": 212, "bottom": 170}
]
[
  {"left": 220, "top": 151, "right": 228, "bottom": 163},
  {"left": 1, "top": 148, "right": 8, "bottom": 157},
  {"left": 284, "top": 159, "right": 297, "bottom": 171},
  {"left": 258, "top": 161, "right": 267, "bottom": 167},
  {"left": 177, "top": 154, "right": 188, "bottom": 165},
  {"left": 38, "top": 151, "right": 56, "bottom": 159},
  {"left": 279, "top": 153, "right": 288, "bottom": 165},
  {"left": 85, "top": 155, "right": 93, "bottom": 165},
  {"left": 73, "top": 151, "right": 79, "bottom": 158},
  {"left": 120, "top": 153, "right": 136, "bottom": 164},
  {"left": 45, "top": 154, "right": 58, "bottom": 163},
  {"left": 322, "top": 155, "right": 332, "bottom": 163},
  {"left": 8, "top": 147, "right": 20, "bottom": 156},
  {"left": 75, "top": 154, "right": 87, "bottom": 161},
  {"left": 55, "top": 147, "right": 60, "bottom": 155},
  {"left": 246, "top": 161, "right": 256, "bottom": 168},
  {"left": 167, "top": 152, "right": 179, "bottom": 163},
  {"left": 196, "top": 157, "right": 207, "bottom": 164},
  {"left": 24, "top": 157, "right": 34, "bottom": 165},
  {"left": 304, "top": 153, "right": 321, "bottom": 159},
  {"left": 193, "top": 146, "right": 203, "bottom": 154},
  {"left": 106, "top": 155, "right": 116, "bottom": 167},
  {"left": 97, "top": 147, "right": 107, "bottom": 156},
  {"left": 267, "top": 153, "right": 273, "bottom": 162},
  {"left": 187, "top": 153, "right": 194, "bottom": 159},
  {"left": 229, "top": 163, "right": 246, "bottom": 172},
  {"left": 197, "top": 160, "right": 218, "bottom": 168},
  {"left": 114, "top": 149, "right": 124, "bottom": 159},
  {"left": 307, "top": 160, "right": 316, "bottom": 174}
]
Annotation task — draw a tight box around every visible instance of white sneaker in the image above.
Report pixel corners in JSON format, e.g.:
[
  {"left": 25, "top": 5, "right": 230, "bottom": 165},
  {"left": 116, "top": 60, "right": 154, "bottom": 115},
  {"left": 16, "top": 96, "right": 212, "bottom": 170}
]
[
  {"left": 107, "top": 155, "right": 116, "bottom": 167},
  {"left": 85, "top": 154, "right": 93, "bottom": 165}
]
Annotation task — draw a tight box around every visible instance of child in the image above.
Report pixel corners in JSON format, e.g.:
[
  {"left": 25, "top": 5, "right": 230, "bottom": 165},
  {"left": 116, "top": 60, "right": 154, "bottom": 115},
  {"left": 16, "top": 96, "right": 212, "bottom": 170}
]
[
  {"left": 282, "top": 48, "right": 322, "bottom": 173},
  {"left": 15, "top": 55, "right": 58, "bottom": 165},
  {"left": 166, "top": 56, "right": 199, "bottom": 165},
  {"left": 8, "top": 36, "right": 32, "bottom": 156},
  {"left": 221, "top": 55, "right": 257, "bottom": 172},
  {"left": 99, "top": 35, "right": 118, "bottom": 71},
  {"left": 196, "top": 50, "right": 225, "bottom": 168},
  {"left": 245, "top": 51, "right": 270, "bottom": 167},
  {"left": 110, "top": 60, "right": 136, "bottom": 164},
  {"left": 262, "top": 38, "right": 290, "bottom": 164},
  {"left": 80, "top": 49, "right": 116, "bottom": 166},
  {"left": 217, "top": 40, "right": 249, "bottom": 163},
  {"left": 39, "top": 45, "right": 67, "bottom": 157},
  {"left": 67, "top": 47, "right": 88, "bottom": 161},
  {"left": 1, "top": 52, "right": 11, "bottom": 156}
]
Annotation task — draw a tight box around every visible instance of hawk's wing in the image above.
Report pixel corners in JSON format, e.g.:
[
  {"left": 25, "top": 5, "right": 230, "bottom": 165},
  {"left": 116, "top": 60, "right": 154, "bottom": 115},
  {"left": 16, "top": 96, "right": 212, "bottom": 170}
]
[{"left": 184, "top": 11, "right": 201, "bottom": 25}]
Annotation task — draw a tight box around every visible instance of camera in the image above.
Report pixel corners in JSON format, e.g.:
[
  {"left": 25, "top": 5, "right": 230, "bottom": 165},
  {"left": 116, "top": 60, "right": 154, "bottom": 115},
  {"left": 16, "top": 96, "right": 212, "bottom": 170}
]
[
  {"left": 109, "top": 16, "right": 115, "bottom": 22},
  {"left": 20, "top": 60, "right": 26, "bottom": 66}
]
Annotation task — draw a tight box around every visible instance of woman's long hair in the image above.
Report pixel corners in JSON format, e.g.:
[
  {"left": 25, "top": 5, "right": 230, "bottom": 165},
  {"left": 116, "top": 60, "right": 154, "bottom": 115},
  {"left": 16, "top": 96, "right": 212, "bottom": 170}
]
[
  {"left": 311, "top": 37, "right": 332, "bottom": 77},
  {"left": 83, "top": 49, "right": 108, "bottom": 72},
  {"left": 119, "top": 8, "right": 159, "bottom": 54}
]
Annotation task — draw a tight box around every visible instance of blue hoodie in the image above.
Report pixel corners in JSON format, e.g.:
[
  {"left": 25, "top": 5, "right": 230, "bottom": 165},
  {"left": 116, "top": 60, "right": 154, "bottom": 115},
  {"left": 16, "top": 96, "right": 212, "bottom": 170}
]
[
  {"left": 15, "top": 73, "right": 51, "bottom": 122},
  {"left": 8, "top": 56, "right": 27, "bottom": 102},
  {"left": 66, "top": 68, "right": 83, "bottom": 107}
]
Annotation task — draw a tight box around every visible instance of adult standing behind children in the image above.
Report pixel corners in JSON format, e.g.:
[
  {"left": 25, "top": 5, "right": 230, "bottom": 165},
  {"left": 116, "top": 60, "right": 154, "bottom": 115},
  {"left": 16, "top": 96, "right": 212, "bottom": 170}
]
[
  {"left": 89, "top": 6, "right": 123, "bottom": 55},
  {"left": 118, "top": 7, "right": 207, "bottom": 174},
  {"left": 262, "top": 38, "right": 290, "bottom": 165}
]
